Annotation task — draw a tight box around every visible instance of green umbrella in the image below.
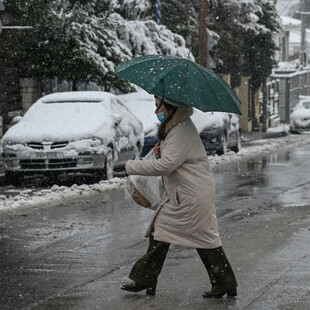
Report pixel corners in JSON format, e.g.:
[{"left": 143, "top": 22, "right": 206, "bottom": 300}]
[{"left": 114, "top": 55, "right": 242, "bottom": 115}]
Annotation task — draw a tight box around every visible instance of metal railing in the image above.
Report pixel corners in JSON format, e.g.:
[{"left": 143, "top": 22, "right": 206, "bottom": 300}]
[
  {"left": 270, "top": 69, "right": 310, "bottom": 123},
  {"left": 259, "top": 79, "right": 280, "bottom": 127}
]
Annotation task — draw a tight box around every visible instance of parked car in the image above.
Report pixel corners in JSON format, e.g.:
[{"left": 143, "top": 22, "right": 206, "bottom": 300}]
[
  {"left": 192, "top": 110, "right": 241, "bottom": 155},
  {"left": 119, "top": 91, "right": 241, "bottom": 156},
  {"left": 1, "top": 91, "right": 143, "bottom": 185},
  {"left": 290, "top": 96, "right": 310, "bottom": 133}
]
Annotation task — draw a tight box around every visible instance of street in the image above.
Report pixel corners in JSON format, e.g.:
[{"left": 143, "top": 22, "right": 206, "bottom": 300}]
[{"left": 1, "top": 139, "right": 310, "bottom": 310}]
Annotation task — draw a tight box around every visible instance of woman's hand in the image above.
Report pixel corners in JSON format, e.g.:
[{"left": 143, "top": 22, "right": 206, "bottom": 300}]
[
  {"left": 154, "top": 143, "right": 161, "bottom": 157},
  {"left": 124, "top": 162, "right": 127, "bottom": 168}
]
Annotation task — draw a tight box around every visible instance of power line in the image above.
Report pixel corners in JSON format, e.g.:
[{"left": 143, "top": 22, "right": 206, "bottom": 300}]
[{"left": 279, "top": 1, "right": 297, "bottom": 16}]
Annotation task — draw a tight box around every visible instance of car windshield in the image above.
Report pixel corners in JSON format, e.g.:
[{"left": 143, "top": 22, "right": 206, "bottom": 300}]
[
  {"left": 24, "top": 101, "right": 109, "bottom": 124},
  {"left": 12, "top": 100, "right": 116, "bottom": 142},
  {"left": 302, "top": 102, "right": 310, "bottom": 109}
]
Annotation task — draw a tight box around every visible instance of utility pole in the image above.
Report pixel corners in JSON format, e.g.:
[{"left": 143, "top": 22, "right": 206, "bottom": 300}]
[
  {"left": 301, "top": 0, "right": 307, "bottom": 67},
  {"left": 198, "top": 0, "right": 208, "bottom": 67},
  {"left": 0, "top": 0, "right": 5, "bottom": 35}
]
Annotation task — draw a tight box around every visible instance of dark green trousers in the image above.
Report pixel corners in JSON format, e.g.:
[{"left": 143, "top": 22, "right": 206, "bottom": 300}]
[{"left": 129, "top": 233, "right": 237, "bottom": 292}]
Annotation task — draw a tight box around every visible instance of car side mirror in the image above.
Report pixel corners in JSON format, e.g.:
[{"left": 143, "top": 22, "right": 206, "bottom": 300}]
[{"left": 12, "top": 115, "right": 23, "bottom": 125}]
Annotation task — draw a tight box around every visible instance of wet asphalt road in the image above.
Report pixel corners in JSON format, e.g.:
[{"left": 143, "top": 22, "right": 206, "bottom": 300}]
[{"left": 1, "top": 142, "right": 310, "bottom": 309}]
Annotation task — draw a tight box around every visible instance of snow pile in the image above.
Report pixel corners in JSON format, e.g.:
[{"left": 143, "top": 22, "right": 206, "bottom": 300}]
[
  {"left": 1, "top": 132, "right": 310, "bottom": 212},
  {"left": 0, "top": 178, "right": 127, "bottom": 212},
  {"left": 209, "top": 132, "right": 308, "bottom": 167}
]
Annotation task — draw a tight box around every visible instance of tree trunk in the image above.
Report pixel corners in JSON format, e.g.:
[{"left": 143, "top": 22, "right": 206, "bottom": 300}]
[
  {"left": 198, "top": 0, "right": 208, "bottom": 67},
  {"left": 72, "top": 80, "right": 78, "bottom": 91},
  {"left": 301, "top": 0, "right": 307, "bottom": 67}
]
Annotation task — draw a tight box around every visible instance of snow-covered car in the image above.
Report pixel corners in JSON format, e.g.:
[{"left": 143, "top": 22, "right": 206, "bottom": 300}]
[
  {"left": 290, "top": 96, "right": 310, "bottom": 133},
  {"left": 1, "top": 91, "right": 143, "bottom": 185},
  {"left": 118, "top": 91, "right": 159, "bottom": 157},
  {"left": 119, "top": 91, "right": 241, "bottom": 156},
  {"left": 192, "top": 110, "right": 241, "bottom": 155}
]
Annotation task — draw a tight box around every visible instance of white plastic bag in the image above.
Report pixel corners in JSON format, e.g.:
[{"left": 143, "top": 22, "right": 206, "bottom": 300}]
[{"left": 127, "top": 149, "right": 164, "bottom": 210}]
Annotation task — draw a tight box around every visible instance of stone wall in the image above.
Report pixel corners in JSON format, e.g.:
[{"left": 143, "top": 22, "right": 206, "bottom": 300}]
[{"left": 235, "top": 76, "right": 251, "bottom": 132}]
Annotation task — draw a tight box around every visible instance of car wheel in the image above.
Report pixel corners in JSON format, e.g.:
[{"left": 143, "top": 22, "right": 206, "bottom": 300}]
[
  {"left": 5, "top": 171, "right": 24, "bottom": 186},
  {"left": 290, "top": 126, "right": 301, "bottom": 134},
  {"left": 231, "top": 131, "right": 241, "bottom": 153},
  {"left": 217, "top": 133, "right": 227, "bottom": 155}
]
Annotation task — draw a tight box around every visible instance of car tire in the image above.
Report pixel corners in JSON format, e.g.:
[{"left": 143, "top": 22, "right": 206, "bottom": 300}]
[
  {"left": 289, "top": 126, "right": 301, "bottom": 134},
  {"left": 231, "top": 131, "right": 241, "bottom": 153},
  {"left": 5, "top": 171, "right": 24, "bottom": 186},
  {"left": 217, "top": 133, "right": 228, "bottom": 155}
]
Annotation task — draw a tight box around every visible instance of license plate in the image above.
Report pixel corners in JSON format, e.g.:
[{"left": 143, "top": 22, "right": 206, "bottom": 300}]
[{"left": 31, "top": 152, "right": 63, "bottom": 159}]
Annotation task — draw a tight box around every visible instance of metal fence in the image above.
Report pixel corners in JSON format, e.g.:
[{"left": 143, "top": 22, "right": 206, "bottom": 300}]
[
  {"left": 259, "top": 79, "right": 280, "bottom": 128},
  {"left": 271, "top": 69, "right": 310, "bottom": 123}
]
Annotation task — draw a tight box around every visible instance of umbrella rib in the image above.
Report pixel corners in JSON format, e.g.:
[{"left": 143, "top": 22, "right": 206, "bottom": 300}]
[
  {"left": 149, "top": 61, "right": 187, "bottom": 94},
  {"left": 197, "top": 67, "right": 241, "bottom": 113},
  {"left": 197, "top": 68, "right": 226, "bottom": 111}
]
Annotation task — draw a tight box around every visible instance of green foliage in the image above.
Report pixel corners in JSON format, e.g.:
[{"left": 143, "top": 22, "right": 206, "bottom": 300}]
[
  {"left": 2, "top": 0, "right": 190, "bottom": 92},
  {"left": 208, "top": 0, "right": 246, "bottom": 87},
  {"left": 242, "top": 0, "right": 279, "bottom": 91},
  {"left": 157, "top": 1, "right": 279, "bottom": 89},
  {"left": 2, "top": 0, "right": 279, "bottom": 93}
]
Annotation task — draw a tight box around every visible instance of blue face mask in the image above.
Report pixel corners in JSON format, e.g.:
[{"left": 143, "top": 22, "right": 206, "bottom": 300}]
[{"left": 156, "top": 112, "right": 165, "bottom": 123}]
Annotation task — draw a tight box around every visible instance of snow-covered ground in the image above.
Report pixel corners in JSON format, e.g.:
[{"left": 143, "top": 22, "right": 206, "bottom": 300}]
[{"left": 1, "top": 130, "right": 310, "bottom": 213}]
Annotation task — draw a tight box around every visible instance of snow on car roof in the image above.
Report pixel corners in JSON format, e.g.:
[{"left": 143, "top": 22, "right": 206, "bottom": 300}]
[
  {"left": 3, "top": 91, "right": 142, "bottom": 148},
  {"left": 191, "top": 109, "right": 229, "bottom": 132},
  {"left": 40, "top": 91, "right": 115, "bottom": 103},
  {"left": 118, "top": 91, "right": 159, "bottom": 137}
]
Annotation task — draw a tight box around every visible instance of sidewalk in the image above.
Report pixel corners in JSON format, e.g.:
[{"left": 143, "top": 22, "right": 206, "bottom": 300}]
[{"left": 241, "top": 129, "right": 288, "bottom": 147}]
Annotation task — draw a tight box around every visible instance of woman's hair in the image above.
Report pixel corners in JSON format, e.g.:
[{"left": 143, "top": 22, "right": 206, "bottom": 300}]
[{"left": 157, "top": 101, "right": 178, "bottom": 141}]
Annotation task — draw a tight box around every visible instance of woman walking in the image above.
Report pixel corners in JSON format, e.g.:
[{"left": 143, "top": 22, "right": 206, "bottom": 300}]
[{"left": 121, "top": 96, "right": 237, "bottom": 298}]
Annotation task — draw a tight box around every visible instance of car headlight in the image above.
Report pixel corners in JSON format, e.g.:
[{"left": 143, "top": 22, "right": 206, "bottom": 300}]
[{"left": 2, "top": 141, "right": 26, "bottom": 151}]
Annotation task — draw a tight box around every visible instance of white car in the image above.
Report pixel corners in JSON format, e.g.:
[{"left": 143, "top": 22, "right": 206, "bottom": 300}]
[
  {"left": 1, "top": 91, "right": 143, "bottom": 185},
  {"left": 290, "top": 96, "right": 310, "bottom": 133}
]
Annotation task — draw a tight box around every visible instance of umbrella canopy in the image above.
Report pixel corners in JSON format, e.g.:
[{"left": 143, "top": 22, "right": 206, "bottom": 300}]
[{"left": 114, "top": 55, "right": 242, "bottom": 115}]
